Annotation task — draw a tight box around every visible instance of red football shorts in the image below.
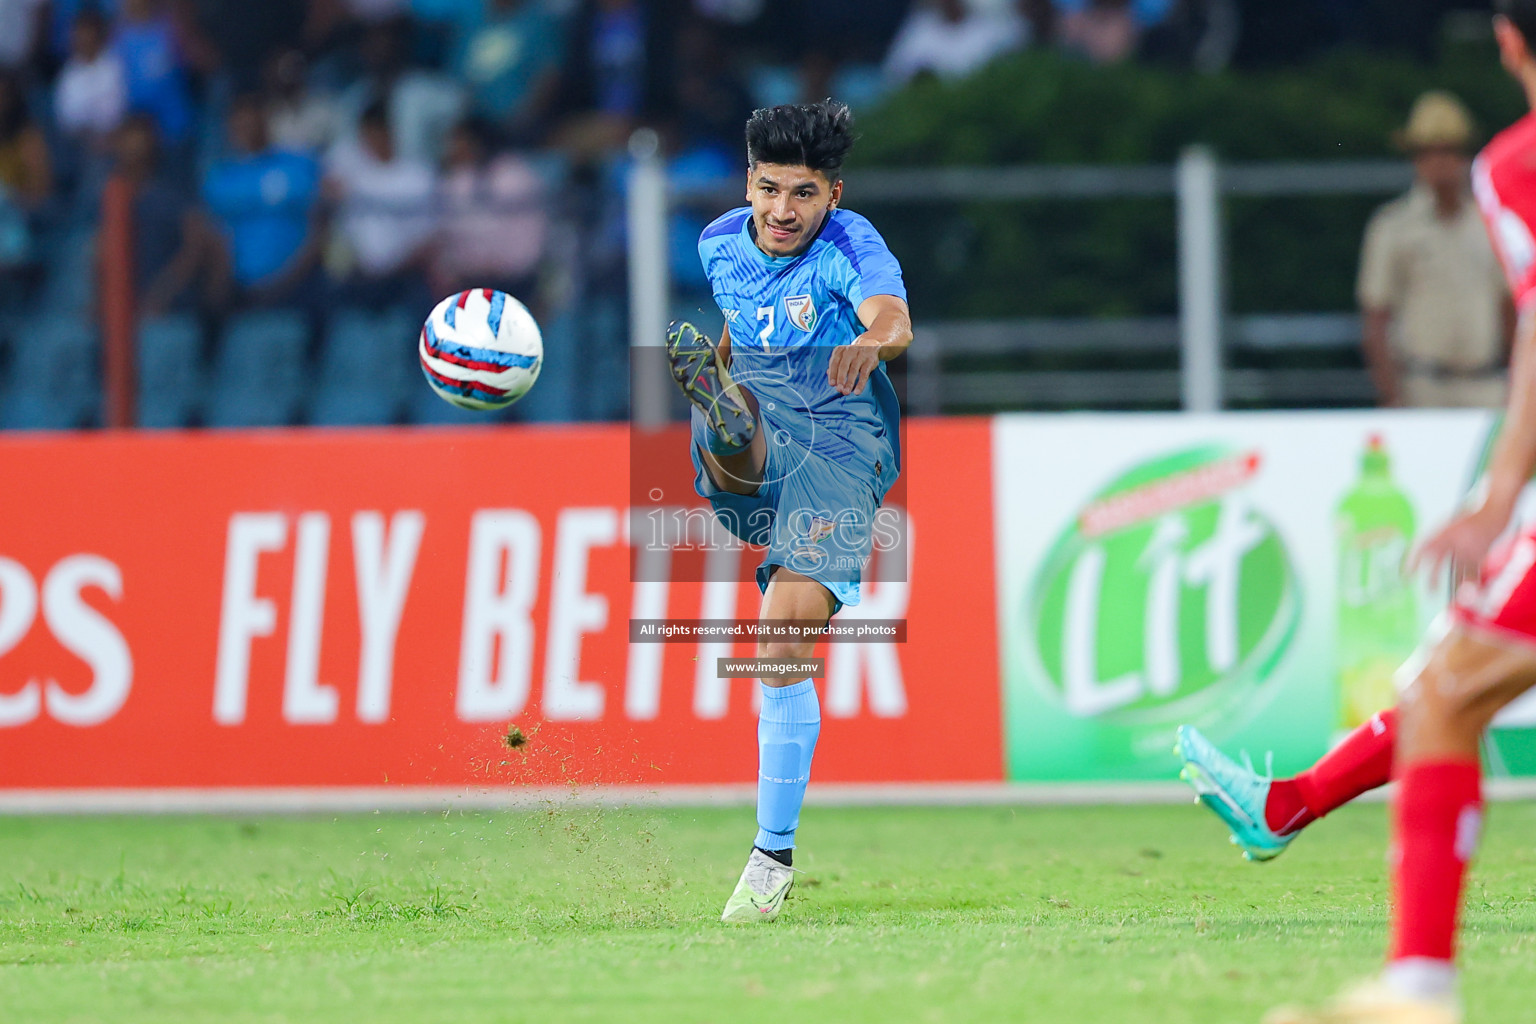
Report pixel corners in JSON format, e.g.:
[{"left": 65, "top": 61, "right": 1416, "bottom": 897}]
[{"left": 1452, "top": 528, "right": 1536, "bottom": 646}]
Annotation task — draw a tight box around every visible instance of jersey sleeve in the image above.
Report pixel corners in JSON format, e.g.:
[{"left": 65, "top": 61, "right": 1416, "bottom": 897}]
[
  {"left": 825, "top": 213, "right": 907, "bottom": 309},
  {"left": 700, "top": 256, "right": 736, "bottom": 324},
  {"left": 698, "top": 209, "right": 751, "bottom": 321}
]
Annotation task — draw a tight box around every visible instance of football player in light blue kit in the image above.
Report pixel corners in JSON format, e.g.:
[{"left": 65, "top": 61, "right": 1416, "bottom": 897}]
[{"left": 665, "top": 100, "right": 913, "bottom": 923}]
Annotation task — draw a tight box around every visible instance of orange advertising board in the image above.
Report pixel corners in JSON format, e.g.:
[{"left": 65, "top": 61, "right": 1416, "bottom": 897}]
[{"left": 0, "top": 420, "right": 1001, "bottom": 790}]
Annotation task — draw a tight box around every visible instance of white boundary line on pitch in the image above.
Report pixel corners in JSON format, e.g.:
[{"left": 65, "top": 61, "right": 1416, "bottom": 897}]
[
  {"left": 3, "top": 779, "right": 1536, "bottom": 814},
  {"left": 0, "top": 783, "right": 1186, "bottom": 815}
]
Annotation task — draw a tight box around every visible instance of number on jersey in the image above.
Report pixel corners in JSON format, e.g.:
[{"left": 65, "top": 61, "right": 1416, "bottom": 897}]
[{"left": 756, "top": 306, "right": 774, "bottom": 349}]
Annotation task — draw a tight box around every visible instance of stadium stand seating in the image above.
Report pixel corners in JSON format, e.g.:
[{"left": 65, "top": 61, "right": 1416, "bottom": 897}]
[
  {"left": 0, "top": 310, "right": 16, "bottom": 387},
  {"left": 0, "top": 314, "right": 100, "bottom": 430},
  {"left": 37, "top": 226, "right": 97, "bottom": 314},
  {"left": 310, "top": 306, "right": 418, "bottom": 426},
  {"left": 406, "top": 377, "right": 491, "bottom": 424},
  {"left": 205, "top": 309, "right": 308, "bottom": 428},
  {"left": 136, "top": 314, "right": 205, "bottom": 428}
]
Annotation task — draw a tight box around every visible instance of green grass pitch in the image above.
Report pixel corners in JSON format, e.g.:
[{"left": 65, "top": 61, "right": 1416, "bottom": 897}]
[{"left": 4, "top": 802, "right": 1536, "bottom": 1023}]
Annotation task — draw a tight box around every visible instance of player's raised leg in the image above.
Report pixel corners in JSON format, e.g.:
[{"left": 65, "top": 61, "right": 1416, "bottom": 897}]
[
  {"left": 721, "top": 568, "right": 835, "bottom": 923},
  {"left": 666, "top": 320, "right": 766, "bottom": 494},
  {"left": 1177, "top": 708, "right": 1397, "bottom": 861}
]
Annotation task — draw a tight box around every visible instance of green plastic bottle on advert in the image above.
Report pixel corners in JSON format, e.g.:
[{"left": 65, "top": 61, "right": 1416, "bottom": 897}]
[{"left": 1336, "top": 434, "right": 1418, "bottom": 730}]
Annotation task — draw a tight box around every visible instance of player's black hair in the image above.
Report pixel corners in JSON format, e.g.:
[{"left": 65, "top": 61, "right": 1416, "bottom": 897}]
[
  {"left": 745, "top": 100, "right": 856, "bottom": 181},
  {"left": 1498, "top": 0, "right": 1536, "bottom": 46}
]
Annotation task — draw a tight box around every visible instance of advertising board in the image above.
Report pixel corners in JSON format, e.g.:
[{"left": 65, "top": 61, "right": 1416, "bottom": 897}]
[
  {"left": 0, "top": 421, "right": 1001, "bottom": 794},
  {"left": 992, "top": 411, "right": 1495, "bottom": 780}
]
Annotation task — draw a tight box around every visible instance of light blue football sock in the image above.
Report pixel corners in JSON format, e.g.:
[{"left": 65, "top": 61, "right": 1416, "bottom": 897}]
[{"left": 754, "top": 679, "right": 821, "bottom": 852}]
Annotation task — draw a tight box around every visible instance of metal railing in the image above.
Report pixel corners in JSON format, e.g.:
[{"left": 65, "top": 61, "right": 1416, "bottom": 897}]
[
  {"left": 905, "top": 313, "right": 1373, "bottom": 413},
  {"left": 625, "top": 138, "right": 1414, "bottom": 422}
]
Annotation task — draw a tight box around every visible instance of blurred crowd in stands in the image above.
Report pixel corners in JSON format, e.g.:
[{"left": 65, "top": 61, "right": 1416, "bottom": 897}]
[{"left": 0, "top": 0, "right": 1488, "bottom": 427}]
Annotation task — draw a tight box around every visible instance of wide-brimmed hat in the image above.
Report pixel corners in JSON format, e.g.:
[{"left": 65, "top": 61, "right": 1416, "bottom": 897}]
[{"left": 1394, "top": 91, "right": 1476, "bottom": 152}]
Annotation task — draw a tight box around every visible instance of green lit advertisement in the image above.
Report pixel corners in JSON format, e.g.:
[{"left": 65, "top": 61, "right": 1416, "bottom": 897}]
[
  {"left": 995, "top": 411, "right": 1496, "bottom": 783},
  {"left": 1016, "top": 446, "right": 1300, "bottom": 778}
]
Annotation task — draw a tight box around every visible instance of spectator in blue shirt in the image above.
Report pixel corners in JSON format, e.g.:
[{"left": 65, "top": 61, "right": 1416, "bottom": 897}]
[
  {"left": 203, "top": 93, "right": 324, "bottom": 310},
  {"left": 586, "top": 0, "right": 645, "bottom": 118},
  {"left": 113, "top": 0, "right": 195, "bottom": 145},
  {"left": 551, "top": 0, "right": 657, "bottom": 159},
  {"left": 454, "top": 0, "right": 564, "bottom": 144}
]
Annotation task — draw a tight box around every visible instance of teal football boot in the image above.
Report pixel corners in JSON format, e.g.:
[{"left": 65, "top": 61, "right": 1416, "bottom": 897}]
[{"left": 1175, "top": 724, "right": 1295, "bottom": 862}]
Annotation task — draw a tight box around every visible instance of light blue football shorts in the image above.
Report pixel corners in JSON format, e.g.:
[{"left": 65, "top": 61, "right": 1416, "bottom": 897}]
[{"left": 688, "top": 406, "right": 882, "bottom": 614}]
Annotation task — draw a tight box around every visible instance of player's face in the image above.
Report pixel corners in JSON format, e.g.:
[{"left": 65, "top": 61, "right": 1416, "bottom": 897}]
[{"left": 747, "top": 164, "right": 843, "bottom": 258}]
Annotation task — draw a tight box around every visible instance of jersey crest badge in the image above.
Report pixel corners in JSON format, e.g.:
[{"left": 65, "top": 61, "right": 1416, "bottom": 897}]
[
  {"left": 784, "top": 295, "right": 817, "bottom": 333},
  {"left": 789, "top": 515, "right": 837, "bottom": 571},
  {"left": 804, "top": 516, "right": 835, "bottom": 545}
]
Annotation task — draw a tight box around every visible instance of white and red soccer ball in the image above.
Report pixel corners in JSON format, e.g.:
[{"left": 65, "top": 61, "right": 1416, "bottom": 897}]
[{"left": 419, "top": 289, "right": 543, "bottom": 410}]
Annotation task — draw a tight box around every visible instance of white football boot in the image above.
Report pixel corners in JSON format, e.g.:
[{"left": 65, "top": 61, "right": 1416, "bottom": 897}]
[{"left": 720, "top": 848, "right": 795, "bottom": 923}]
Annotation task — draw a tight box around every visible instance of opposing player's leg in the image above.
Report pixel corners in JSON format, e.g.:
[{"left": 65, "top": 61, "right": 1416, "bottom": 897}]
[
  {"left": 1380, "top": 629, "right": 1536, "bottom": 1007},
  {"left": 1177, "top": 725, "right": 1296, "bottom": 862},
  {"left": 1264, "top": 624, "right": 1536, "bottom": 1024},
  {"left": 667, "top": 321, "right": 766, "bottom": 495},
  {"left": 721, "top": 567, "right": 835, "bottom": 923},
  {"left": 1178, "top": 708, "right": 1398, "bottom": 861},
  {"left": 1287, "top": 707, "right": 1397, "bottom": 830}
]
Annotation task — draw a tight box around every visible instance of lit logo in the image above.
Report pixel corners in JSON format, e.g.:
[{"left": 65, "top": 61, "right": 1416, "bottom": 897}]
[{"left": 1024, "top": 446, "right": 1299, "bottom": 724}]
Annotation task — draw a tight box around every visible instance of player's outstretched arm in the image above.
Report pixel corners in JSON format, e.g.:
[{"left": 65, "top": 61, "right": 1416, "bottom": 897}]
[
  {"left": 827, "top": 295, "right": 913, "bottom": 396},
  {"left": 1417, "top": 306, "right": 1536, "bottom": 581}
]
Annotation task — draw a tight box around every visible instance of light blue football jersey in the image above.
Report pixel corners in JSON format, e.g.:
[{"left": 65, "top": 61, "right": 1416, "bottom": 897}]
[{"left": 698, "top": 207, "right": 906, "bottom": 497}]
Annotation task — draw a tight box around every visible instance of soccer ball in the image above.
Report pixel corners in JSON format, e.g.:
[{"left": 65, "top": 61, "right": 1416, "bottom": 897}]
[{"left": 419, "top": 289, "right": 543, "bottom": 410}]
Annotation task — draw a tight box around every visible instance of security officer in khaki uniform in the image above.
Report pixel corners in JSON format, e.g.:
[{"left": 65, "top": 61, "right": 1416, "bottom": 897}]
[{"left": 1358, "top": 91, "right": 1513, "bottom": 408}]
